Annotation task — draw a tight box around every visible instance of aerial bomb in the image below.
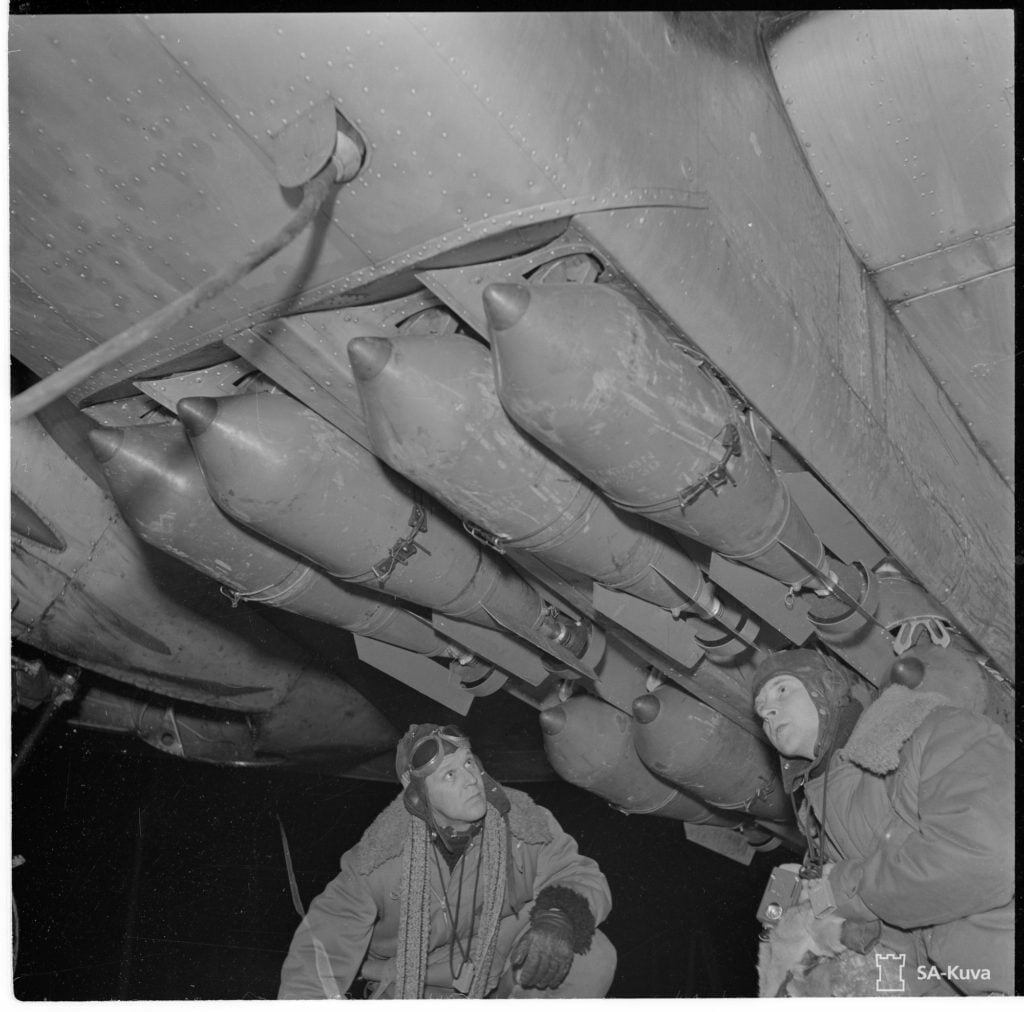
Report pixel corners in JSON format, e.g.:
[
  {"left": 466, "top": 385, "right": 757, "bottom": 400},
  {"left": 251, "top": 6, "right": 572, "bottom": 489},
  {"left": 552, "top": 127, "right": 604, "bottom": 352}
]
[
  {"left": 89, "top": 421, "right": 448, "bottom": 656},
  {"left": 632, "top": 683, "right": 790, "bottom": 821},
  {"left": 806, "top": 561, "right": 894, "bottom": 686},
  {"left": 485, "top": 281, "right": 829, "bottom": 589},
  {"left": 349, "top": 330, "right": 756, "bottom": 656},
  {"left": 539, "top": 694, "right": 772, "bottom": 843},
  {"left": 178, "top": 392, "right": 577, "bottom": 650}
]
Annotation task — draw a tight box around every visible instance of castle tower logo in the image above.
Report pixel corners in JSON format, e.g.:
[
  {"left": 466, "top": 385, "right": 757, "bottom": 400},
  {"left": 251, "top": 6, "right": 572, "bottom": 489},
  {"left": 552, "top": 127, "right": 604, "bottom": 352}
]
[{"left": 874, "top": 952, "right": 906, "bottom": 993}]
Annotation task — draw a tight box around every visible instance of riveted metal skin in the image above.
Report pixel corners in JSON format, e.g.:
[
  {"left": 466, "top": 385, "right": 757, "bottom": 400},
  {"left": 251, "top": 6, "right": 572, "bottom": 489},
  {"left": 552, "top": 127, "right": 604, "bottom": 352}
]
[
  {"left": 632, "top": 684, "right": 790, "bottom": 822},
  {"left": 90, "top": 420, "right": 448, "bottom": 656},
  {"left": 769, "top": 11, "right": 1012, "bottom": 273},
  {"left": 134, "top": 359, "right": 274, "bottom": 414},
  {"left": 180, "top": 391, "right": 554, "bottom": 640},
  {"left": 540, "top": 694, "right": 767, "bottom": 831},
  {"left": 9, "top": 15, "right": 369, "bottom": 399},
  {"left": 487, "top": 281, "right": 826, "bottom": 588},
  {"left": 889, "top": 270, "right": 1013, "bottom": 485},
  {"left": 12, "top": 492, "right": 66, "bottom": 551},
  {"left": 8, "top": 13, "right": 1011, "bottom": 681}
]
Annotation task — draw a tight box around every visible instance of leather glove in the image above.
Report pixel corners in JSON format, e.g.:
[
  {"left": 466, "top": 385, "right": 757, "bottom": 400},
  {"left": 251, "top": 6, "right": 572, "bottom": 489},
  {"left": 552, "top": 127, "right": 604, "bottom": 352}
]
[{"left": 510, "top": 907, "right": 575, "bottom": 990}]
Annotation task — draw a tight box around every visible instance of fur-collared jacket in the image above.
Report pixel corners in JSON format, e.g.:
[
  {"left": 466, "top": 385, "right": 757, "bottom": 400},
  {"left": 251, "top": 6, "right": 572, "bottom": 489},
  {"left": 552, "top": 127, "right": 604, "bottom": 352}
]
[
  {"left": 278, "top": 787, "right": 611, "bottom": 999},
  {"left": 787, "top": 685, "right": 1014, "bottom": 995}
]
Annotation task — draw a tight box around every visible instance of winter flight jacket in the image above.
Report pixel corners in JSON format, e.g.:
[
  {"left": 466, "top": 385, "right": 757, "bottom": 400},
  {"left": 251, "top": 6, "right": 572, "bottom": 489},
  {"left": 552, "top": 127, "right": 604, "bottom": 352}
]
[
  {"left": 277, "top": 787, "right": 611, "bottom": 999},
  {"left": 790, "top": 685, "right": 1014, "bottom": 995}
]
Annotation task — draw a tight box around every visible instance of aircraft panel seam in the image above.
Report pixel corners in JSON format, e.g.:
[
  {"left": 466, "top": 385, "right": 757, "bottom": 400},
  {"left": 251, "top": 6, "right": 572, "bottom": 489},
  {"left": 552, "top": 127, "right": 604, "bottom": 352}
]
[
  {"left": 10, "top": 269, "right": 102, "bottom": 354},
  {"left": 135, "top": 13, "right": 376, "bottom": 267},
  {"left": 401, "top": 12, "right": 570, "bottom": 201}
]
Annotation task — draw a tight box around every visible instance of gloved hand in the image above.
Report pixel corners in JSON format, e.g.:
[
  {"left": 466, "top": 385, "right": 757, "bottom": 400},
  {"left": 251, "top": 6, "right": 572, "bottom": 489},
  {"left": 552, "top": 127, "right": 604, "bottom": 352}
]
[{"left": 510, "top": 907, "right": 575, "bottom": 990}]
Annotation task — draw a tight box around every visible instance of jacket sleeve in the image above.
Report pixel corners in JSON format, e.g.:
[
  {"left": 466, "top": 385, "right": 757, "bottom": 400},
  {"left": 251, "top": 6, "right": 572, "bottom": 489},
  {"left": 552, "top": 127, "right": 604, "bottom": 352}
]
[
  {"left": 278, "top": 849, "right": 379, "bottom": 999},
  {"left": 830, "top": 709, "right": 1014, "bottom": 928},
  {"left": 528, "top": 806, "right": 612, "bottom": 925}
]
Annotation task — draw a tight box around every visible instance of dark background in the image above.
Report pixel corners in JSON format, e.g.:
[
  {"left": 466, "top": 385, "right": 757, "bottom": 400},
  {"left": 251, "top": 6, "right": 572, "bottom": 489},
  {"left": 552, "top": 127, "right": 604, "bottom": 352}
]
[{"left": 12, "top": 714, "right": 781, "bottom": 1000}]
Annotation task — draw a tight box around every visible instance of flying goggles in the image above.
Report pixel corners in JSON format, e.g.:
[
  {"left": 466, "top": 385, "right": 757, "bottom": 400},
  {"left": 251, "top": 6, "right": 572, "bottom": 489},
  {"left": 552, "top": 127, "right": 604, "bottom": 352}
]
[{"left": 406, "top": 725, "right": 471, "bottom": 779}]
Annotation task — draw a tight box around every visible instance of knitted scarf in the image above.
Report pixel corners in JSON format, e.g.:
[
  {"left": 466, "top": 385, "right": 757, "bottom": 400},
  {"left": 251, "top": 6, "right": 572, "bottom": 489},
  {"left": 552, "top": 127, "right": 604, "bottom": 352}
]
[{"left": 394, "top": 802, "right": 508, "bottom": 999}]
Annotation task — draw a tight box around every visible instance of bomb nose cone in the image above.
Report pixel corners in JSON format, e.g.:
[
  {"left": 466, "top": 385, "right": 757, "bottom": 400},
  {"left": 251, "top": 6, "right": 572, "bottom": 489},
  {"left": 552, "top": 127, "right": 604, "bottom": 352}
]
[
  {"left": 88, "top": 426, "right": 125, "bottom": 463},
  {"left": 482, "top": 283, "right": 531, "bottom": 331},
  {"left": 347, "top": 336, "right": 394, "bottom": 382},
  {"left": 176, "top": 397, "right": 220, "bottom": 437},
  {"left": 538, "top": 706, "right": 567, "bottom": 736},
  {"left": 631, "top": 693, "right": 662, "bottom": 725}
]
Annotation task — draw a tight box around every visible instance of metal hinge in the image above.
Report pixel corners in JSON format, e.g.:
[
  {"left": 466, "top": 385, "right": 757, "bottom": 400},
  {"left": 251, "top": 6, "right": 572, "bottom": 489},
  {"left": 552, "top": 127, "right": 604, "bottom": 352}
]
[
  {"left": 372, "top": 501, "right": 431, "bottom": 585},
  {"left": 677, "top": 422, "right": 741, "bottom": 510}
]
